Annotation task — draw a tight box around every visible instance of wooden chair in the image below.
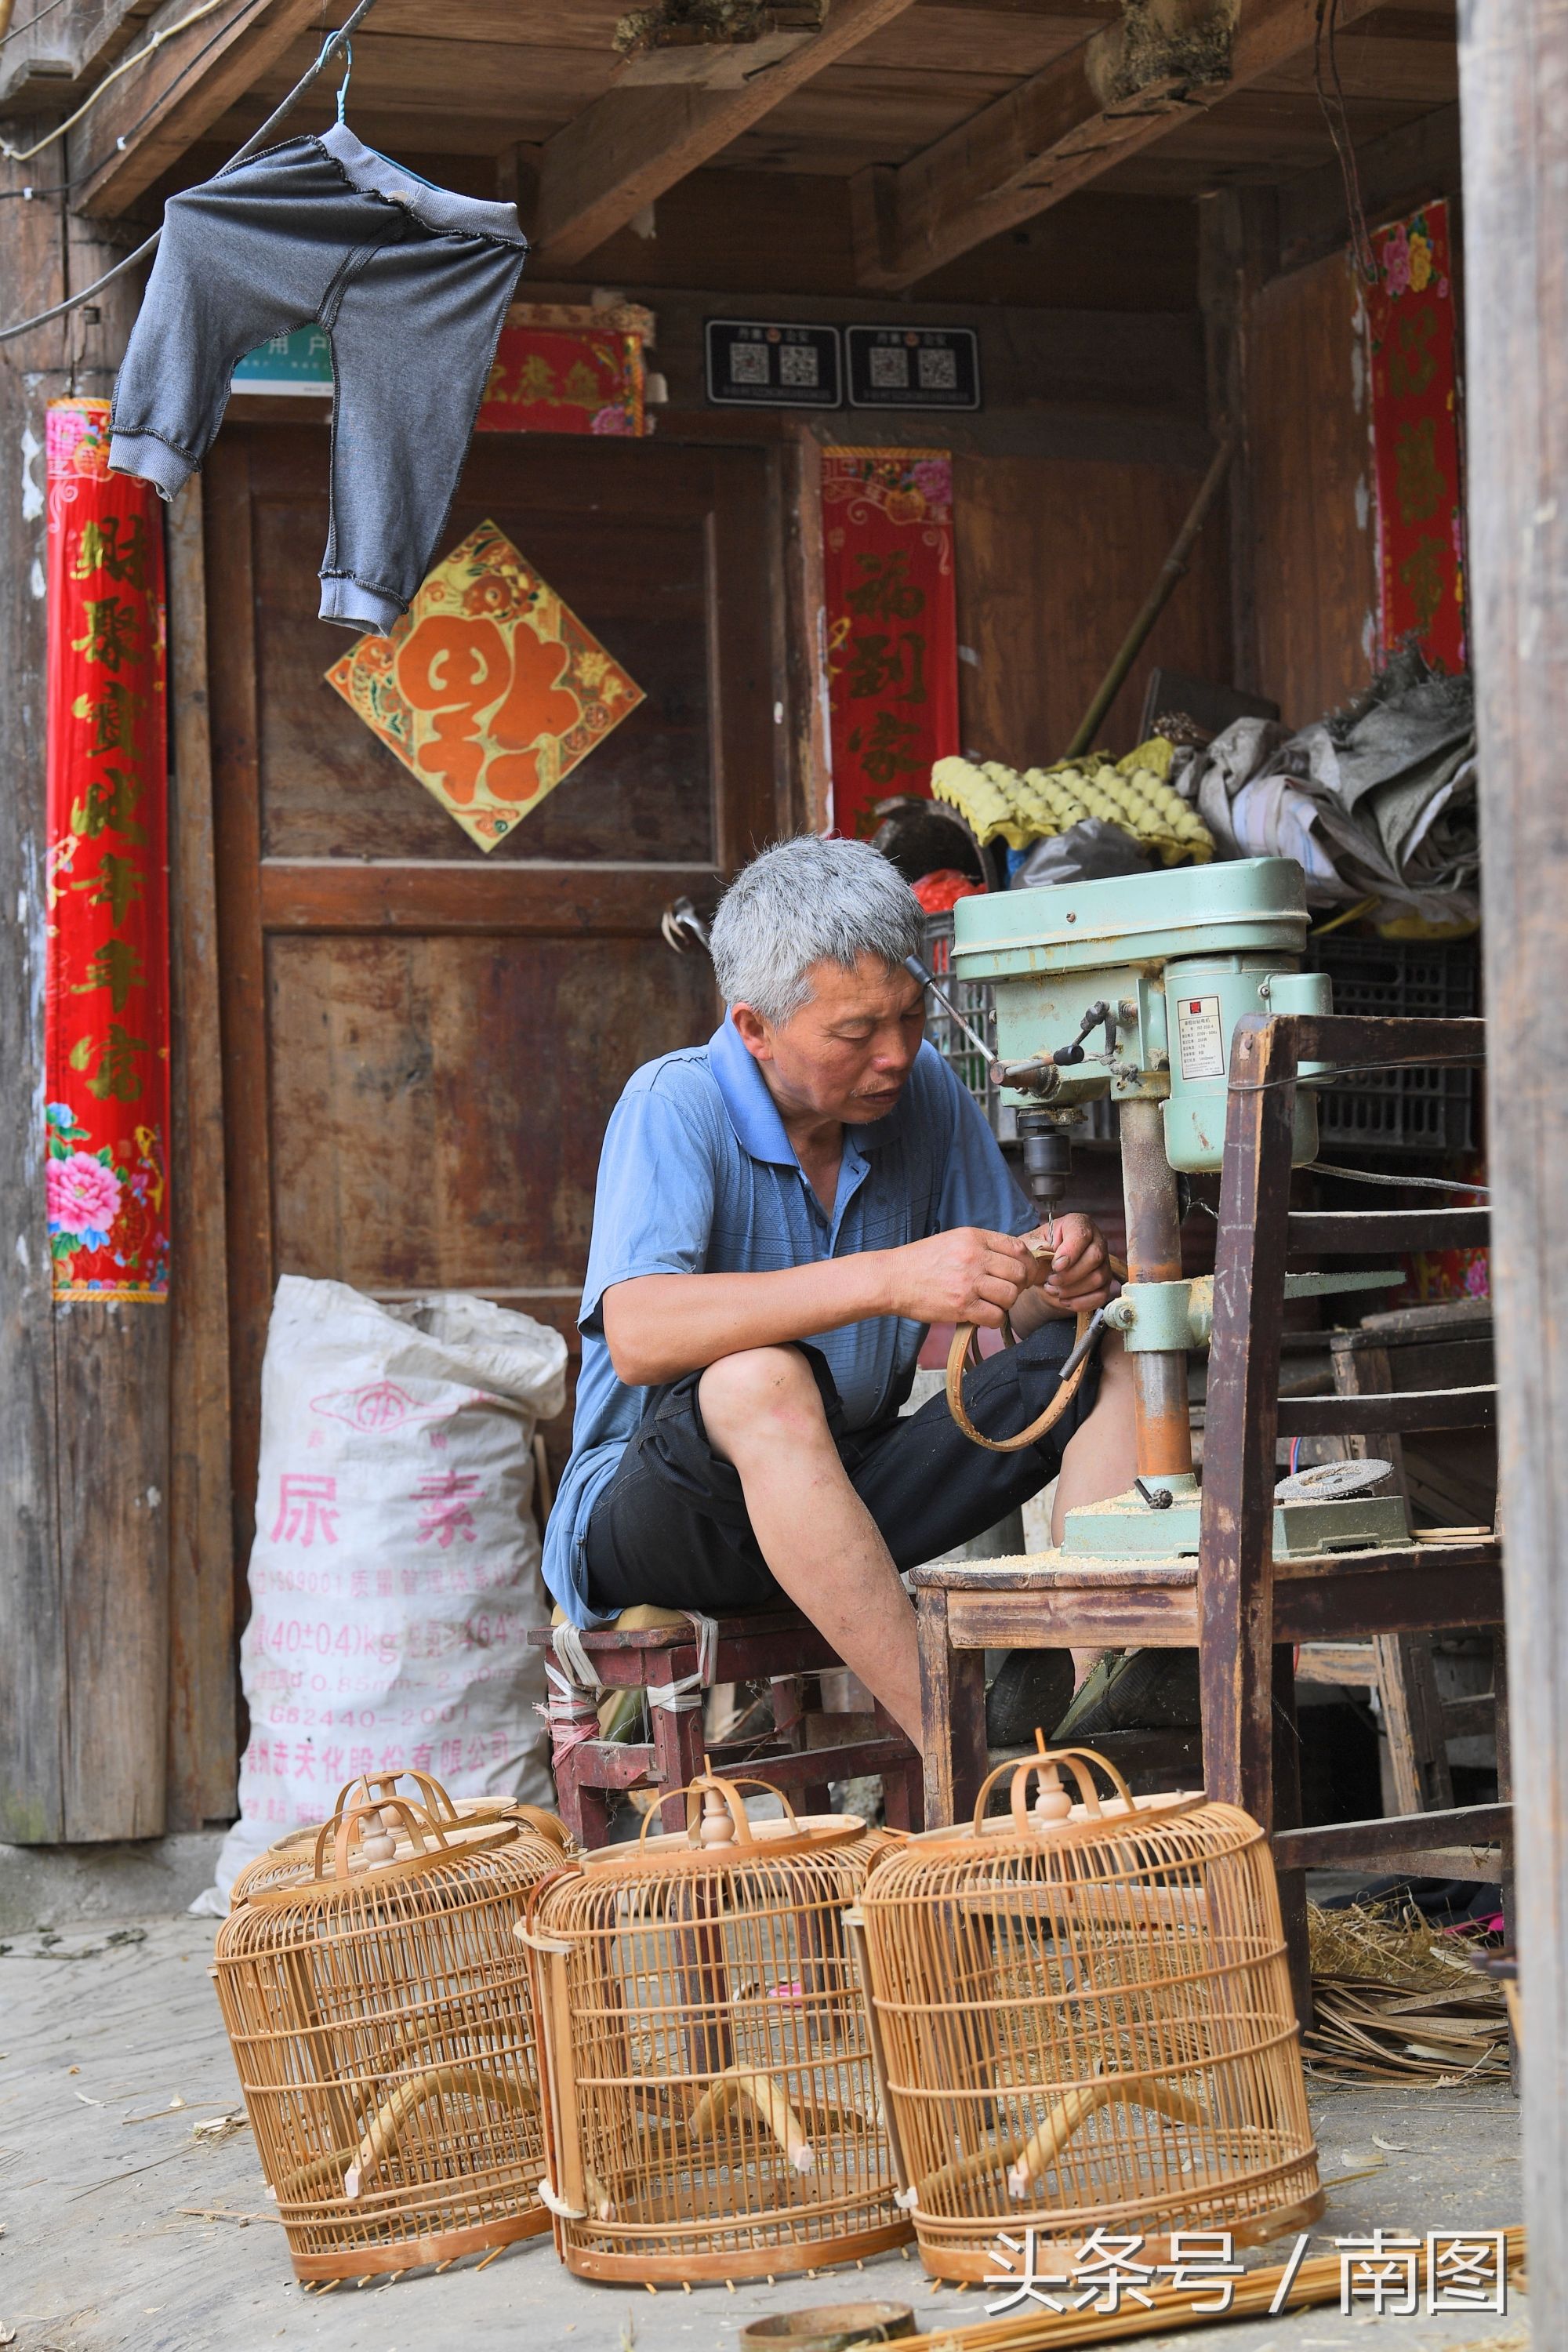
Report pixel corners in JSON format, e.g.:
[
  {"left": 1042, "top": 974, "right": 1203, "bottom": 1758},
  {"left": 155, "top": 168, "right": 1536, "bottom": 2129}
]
[
  {"left": 528, "top": 1606, "right": 924, "bottom": 1848},
  {"left": 1297, "top": 1298, "right": 1501, "bottom": 1817},
  {"left": 913, "top": 1011, "right": 1505, "bottom": 2008}
]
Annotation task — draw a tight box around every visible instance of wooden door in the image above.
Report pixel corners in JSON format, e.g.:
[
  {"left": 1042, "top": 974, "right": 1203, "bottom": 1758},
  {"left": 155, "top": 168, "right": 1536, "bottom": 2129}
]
[{"left": 208, "top": 421, "right": 787, "bottom": 1555}]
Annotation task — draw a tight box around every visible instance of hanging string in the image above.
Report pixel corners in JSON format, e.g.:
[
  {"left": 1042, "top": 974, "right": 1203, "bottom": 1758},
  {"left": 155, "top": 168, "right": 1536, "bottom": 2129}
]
[
  {"left": 1313, "top": 0, "right": 1378, "bottom": 285},
  {"left": 0, "top": 0, "right": 383, "bottom": 348}
]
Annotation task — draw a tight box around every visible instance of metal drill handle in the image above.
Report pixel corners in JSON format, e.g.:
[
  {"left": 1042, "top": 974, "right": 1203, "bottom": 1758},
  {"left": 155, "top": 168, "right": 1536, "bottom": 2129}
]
[{"left": 905, "top": 953, "right": 993, "bottom": 1062}]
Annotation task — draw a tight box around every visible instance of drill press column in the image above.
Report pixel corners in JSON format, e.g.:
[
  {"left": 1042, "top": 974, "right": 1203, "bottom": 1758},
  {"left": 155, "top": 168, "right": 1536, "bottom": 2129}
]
[{"left": 1118, "top": 1098, "right": 1195, "bottom": 1482}]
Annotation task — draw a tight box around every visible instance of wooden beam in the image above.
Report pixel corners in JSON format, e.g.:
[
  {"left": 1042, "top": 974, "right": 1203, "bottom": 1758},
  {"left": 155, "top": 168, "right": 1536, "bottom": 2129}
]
[
  {"left": 852, "top": 0, "right": 1386, "bottom": 290},
  {"left": 1461, "top": 0, "right": 1568, "bottom": 2331},
  {"left": 67, "top": 0, "right": 325, "bottom": 220},
  {"left": 531, "top": 0, "right": 919, "bottom": 270}
]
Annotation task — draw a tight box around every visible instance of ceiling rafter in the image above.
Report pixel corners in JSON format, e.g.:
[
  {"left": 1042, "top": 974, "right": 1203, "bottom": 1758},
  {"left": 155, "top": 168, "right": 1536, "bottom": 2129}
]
[
  {"left": 851, "top": 0, "right": 1387, "bottom": 289},
  {"left": 530, "top": 0, "right": 920, "bottom": 269},
  {"left": 67, "top": 0, "right": 328, "bottom": 217}
]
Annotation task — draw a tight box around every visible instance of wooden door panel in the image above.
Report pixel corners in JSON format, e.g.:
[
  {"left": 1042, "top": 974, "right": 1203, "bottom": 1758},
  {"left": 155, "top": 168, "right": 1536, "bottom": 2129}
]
[
  {"left": 210, "top": 419, "right": 784, "bottom": 1558},
  {"left": 249, "top": 432, "right": 772, "bottom": 864},
  {"left": 267, "top": 931, "right": 713, "bottom": 1295}
]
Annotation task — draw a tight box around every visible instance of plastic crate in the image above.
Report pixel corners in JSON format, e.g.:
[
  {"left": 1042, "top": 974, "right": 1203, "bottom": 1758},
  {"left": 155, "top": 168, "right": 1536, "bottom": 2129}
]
[
  {"left": 921, "top": 913, "right": 1007, "bottom": 1134},
  {"left": 1306, "top": 932, "right": 1479, "bottom": 1157}
]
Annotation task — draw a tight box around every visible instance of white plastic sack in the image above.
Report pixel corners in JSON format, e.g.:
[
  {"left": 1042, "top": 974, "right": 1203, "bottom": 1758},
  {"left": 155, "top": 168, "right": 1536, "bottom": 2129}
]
[{"left": 201, "top": 1276, "right": 566, "bottom": 1908}]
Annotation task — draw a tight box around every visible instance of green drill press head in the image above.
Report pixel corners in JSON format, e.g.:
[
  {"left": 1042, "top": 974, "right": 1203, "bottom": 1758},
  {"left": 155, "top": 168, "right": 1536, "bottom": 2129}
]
[{"left": 953, "top": 855, "right": 1330, "bottom": 1172}]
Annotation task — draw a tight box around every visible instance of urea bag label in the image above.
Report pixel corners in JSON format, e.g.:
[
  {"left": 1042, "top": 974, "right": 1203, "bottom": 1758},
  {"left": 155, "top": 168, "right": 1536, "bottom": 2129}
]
[{"left": 1177, "top": 994, "right": 1226, "bottom": 1080}]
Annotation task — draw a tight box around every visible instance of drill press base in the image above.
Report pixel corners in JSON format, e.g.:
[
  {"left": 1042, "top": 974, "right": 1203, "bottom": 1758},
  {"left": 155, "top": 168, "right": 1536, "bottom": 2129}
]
[{"left": 1054, "top": 1482, "right": 1410, "bottom": 1561}]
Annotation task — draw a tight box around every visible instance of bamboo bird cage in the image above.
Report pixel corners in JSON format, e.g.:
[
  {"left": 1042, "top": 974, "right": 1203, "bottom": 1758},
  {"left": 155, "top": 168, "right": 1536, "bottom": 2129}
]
[
  {"left": 850, "top": 1745, "right": 1323, "bottom": 2282},
  {"left": 521, "top": 1769, "right": 913, "bottom": 2284},
  {"left": 212, "top": 1774, "right": 566, "bottom": 2281}
]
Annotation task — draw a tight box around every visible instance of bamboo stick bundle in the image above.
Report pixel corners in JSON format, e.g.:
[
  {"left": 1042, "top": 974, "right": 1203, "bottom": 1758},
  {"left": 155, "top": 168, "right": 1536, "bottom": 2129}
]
[{"left": 888, "top": 2225, "right": 1525, "bottom": 2352}]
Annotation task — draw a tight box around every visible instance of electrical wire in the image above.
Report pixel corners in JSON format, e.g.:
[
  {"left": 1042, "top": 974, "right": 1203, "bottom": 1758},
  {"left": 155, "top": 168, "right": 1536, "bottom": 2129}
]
[
  {"left": 0, "top": 0, "right": 381, "bottom": 348},
  {"left": 1313, "top": 0, "right": 1378, "bottom": 285},
  {"left": 1305, "top": 1160, "right": 1489, "bottom": 1197},
  {"left": 1229, "top": 1054, "right": 1483, "bottom": 1094},
  {"left": 0, "top": 0, "right": 236, "bottom": 162}
]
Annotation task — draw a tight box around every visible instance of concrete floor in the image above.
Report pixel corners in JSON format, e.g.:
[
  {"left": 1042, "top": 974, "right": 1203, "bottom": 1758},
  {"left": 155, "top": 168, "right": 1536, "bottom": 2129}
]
[{"left": 0, "top": 1916, "right": 1528, "bottom": 2352}]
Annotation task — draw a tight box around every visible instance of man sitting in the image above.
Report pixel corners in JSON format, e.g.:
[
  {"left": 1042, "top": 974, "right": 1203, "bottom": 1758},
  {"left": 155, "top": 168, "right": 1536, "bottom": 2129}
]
[{"left": 542, "top": 836, "right": 1138, "bottom": 1748}]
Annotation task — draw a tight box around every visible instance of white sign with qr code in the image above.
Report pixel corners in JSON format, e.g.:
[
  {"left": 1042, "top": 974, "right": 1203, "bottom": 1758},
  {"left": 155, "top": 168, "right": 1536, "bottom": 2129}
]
[{"left": 1177, "top": 994, "right": 1225, "bottom": 1080}]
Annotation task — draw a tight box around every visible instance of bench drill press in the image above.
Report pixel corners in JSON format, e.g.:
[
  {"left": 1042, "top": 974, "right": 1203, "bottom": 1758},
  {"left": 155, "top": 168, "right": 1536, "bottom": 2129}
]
[{"left": 950, "top": 855, "right": 1408, "bottom": 1562}]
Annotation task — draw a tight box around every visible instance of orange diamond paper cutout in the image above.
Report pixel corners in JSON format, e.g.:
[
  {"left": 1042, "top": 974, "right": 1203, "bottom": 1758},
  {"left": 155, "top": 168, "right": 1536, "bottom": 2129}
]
[{"left": 325, "top": 518, "right": 645, "bottom": 851}]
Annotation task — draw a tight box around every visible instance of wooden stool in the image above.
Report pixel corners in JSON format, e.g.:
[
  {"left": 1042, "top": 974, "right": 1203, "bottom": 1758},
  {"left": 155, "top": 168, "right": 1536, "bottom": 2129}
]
[{"left": 529, "top": 1605, "right": 924, "bottom": 1848}]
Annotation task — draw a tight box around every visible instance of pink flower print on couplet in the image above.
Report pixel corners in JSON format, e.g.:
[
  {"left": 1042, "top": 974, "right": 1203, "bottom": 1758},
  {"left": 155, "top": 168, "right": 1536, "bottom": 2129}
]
[
  {"left": 46, "top": 1149, "right": 122, "bottom": 1245},
  {"left": 1381, "top": 222, "right": 1411, "bottom": 297},
  {"left": 413, "top": 1469, "right": 481, "bottom": 1549},
  {"left": 271, "top": 1472, "right": 341, "bottom": 1547},
  {"left": 910, "top": 458, "right": 952, "bottom": 509}
]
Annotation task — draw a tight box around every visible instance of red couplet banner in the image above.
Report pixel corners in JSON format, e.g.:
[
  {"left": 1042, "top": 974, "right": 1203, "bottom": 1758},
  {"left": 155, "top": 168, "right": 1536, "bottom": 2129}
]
[
  {"left": 44, "top": 397, "right": 170, "bottom": 1303},
  {"left": 822, "top": 447, "right": 960, "bottom": 840},
  {"left": 1365, "top": 199, "right": 1467, "bottom": 673}
]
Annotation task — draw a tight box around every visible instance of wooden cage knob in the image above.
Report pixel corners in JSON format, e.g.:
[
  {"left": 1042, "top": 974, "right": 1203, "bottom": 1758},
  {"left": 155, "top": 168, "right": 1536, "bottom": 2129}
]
[
  {"left": 699, "top": 1787, "right": 737, "bottom": 1846},
  {"left": 1033, "top": 1766, "right": 1073, "bottom": 1827},
  {"left": 361, "top": 1807, "right": 398, "bottom": 1866}
]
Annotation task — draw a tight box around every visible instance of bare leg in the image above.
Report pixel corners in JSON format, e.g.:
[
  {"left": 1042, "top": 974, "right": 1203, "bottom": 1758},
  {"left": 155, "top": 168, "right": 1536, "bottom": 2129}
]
[
  {"left": 1051, "top": 1334, "right": 1140, "bottom": 1687},
  {"left": 698, "top": 1348, "right": 923, "bottom": 1748}
]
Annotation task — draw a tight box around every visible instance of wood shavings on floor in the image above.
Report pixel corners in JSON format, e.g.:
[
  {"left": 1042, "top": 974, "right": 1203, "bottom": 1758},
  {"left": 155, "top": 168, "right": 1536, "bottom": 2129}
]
[{"left": 1305, "top": 1900, "right": 1510, "bottom": 2082}]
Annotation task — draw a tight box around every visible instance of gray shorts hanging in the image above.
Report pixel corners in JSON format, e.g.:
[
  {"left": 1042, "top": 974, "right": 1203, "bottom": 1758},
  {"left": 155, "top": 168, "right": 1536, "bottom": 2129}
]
[{"left": 109, "top": 124, "right": 528, "bottom": 633}]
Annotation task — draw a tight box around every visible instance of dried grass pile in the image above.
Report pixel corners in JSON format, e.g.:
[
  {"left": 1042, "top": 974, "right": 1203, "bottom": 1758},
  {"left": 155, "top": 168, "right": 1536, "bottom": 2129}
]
[{"left": 1305, "top": 1900, "right": 1509, "bottom": 2082}]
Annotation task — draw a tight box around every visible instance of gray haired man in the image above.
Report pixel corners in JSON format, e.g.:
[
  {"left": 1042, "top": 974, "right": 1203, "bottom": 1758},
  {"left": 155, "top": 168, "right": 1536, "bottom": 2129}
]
[{"left": 542, "top": 837, "right": 1137, "bottom": 1747}]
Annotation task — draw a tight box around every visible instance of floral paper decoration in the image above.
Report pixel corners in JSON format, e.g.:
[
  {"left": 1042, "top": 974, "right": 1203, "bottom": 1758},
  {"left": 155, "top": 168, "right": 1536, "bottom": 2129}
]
[
  {"left": 43, "top": 397, "right": 170, "bottom": 1302},
  {"left": 325, "top": 519, "right": 645, "bottom": 851}
]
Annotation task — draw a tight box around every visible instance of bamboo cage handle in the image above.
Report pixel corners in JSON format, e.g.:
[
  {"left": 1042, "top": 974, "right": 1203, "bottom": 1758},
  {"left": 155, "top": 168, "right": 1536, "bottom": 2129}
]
[
  {"left": 328, "top": 1768, "right": 462, "bottom": 1824},
  {"left": 968, "top": 1742, "right": 1135, "bottom": 1836},
  {"left": 313, "top": 1792, "right": 449, "bottom": 1882},
  {"left": 632, "top": 1767, "right": 801, "bottom": 1849}
]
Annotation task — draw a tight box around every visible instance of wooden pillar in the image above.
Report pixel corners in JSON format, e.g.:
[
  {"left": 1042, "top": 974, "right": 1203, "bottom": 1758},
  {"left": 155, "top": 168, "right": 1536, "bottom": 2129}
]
[
  {"left": 1459, "top": 1, "right": 1568, "bottom": 2328},
  {"left": 0, "top": 172, "right": 174, "bottom": 1842},
  {"left": 0, "top": 165, "right": 70, "bottom": 1843}
]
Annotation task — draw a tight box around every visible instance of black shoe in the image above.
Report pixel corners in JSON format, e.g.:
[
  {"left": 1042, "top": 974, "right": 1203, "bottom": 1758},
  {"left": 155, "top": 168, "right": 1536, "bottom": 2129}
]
[
  {"left": 1053, "top": 1647, "right": 1203, "bottom": 1740},
  {"left": 985, "top": 1649, "right": 1076, "bottom": 1750}
]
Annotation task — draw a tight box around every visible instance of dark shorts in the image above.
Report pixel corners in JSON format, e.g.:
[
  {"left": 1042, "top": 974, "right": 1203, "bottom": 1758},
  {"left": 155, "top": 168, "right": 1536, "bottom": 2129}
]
[{"left": 583, "top": 1319, "right": 1103, "bottom": 1617}]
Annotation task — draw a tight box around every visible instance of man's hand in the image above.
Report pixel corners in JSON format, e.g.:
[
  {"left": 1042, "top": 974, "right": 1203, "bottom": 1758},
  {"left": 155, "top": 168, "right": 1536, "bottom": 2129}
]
[
  {"left": 882, "top": 1226, "right": 1044, "bottom": 1330},
  {"left": 1034, "top": 1214, "right": 1116, "bottom": 1315}
]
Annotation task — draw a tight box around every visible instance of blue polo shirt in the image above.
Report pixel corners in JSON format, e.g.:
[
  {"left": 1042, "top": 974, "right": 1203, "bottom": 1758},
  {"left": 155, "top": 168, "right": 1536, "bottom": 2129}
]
[{"left": 542, "top": 1017, "right": 1035, "bottom": 1625}]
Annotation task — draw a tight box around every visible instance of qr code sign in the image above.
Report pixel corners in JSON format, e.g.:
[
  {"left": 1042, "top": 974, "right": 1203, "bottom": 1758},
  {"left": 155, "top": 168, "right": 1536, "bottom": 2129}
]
[
  {"left": 778, "top": 343, "right": 820, "bottom": 387},
  {"left": 869, "top": 346, "right": 909, "bottom": 389},
  {"left": 728, "top": 342, "right": 770, "bottom": 385},
  {"left": 918, "top": 346, "right": 959, "bottom": 391}
]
